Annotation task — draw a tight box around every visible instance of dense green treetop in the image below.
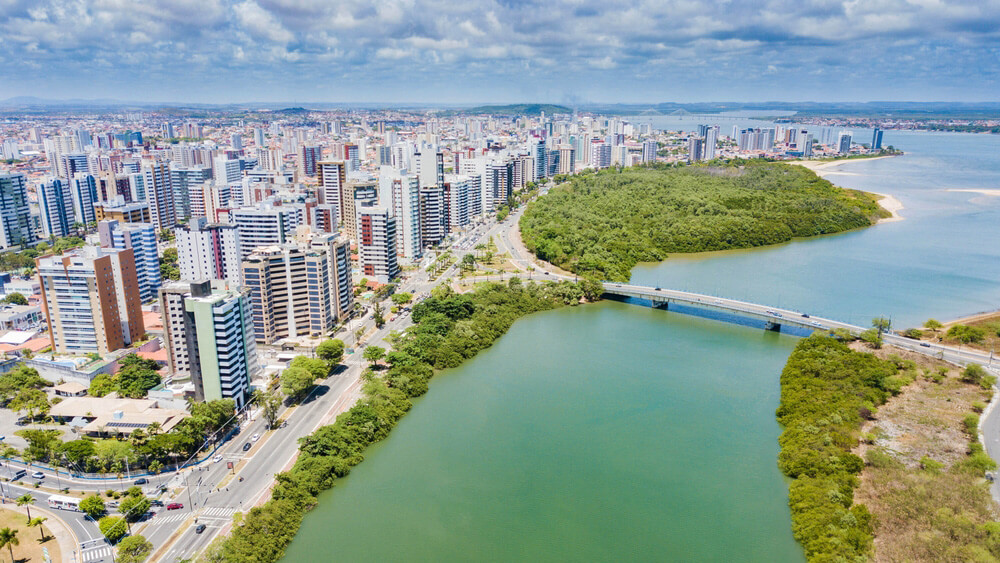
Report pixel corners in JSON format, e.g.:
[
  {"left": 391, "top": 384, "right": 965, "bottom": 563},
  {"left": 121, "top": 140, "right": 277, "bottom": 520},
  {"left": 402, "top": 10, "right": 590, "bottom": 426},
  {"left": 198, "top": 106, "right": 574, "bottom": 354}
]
[{"left": 520, "top": 162, "right": 888, "bottom": 281}]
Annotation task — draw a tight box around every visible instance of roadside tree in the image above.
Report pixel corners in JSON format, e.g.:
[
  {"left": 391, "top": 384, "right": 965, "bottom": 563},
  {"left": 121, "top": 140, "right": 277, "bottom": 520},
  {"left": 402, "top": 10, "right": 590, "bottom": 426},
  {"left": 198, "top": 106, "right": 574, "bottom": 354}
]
[
  {"left": 80, "top": 494, "right": 106, "bottom": 519},
  {"left": 15, "top": 494, "right": 34, "bottom": 521},
  {"left": 99, "top": 515, "right": 128, "bottom": 543},
  {"left": 117, "top": 534, "right": 153, "bottom": 563},
  {"left": 280, "top": 367, "right": 315, "bottom": 401},
  {"left": 119, "top": 494, "right": 151, "bottom": 522},
  {"left": 316, "top": 339, "right": 345, "bottom": 369},
  {"left": 363, "top": 346, "right": 386, "bottom": 367},
  {"left": 253, "top": 389, "right": 283, "bottom": 429}
]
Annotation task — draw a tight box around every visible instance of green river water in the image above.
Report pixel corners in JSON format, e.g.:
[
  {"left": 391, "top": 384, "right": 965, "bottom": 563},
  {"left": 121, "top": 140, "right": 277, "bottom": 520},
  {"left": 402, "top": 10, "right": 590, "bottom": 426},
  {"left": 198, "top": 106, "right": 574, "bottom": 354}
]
[{"left": 282, "top": 130, "right": 1000, "bottom": 562}]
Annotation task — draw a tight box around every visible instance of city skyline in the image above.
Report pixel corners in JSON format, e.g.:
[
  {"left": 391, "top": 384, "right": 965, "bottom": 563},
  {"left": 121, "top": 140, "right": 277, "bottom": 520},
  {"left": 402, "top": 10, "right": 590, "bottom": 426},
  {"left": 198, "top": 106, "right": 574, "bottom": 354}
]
[{"left": 2, "top": 0, "right": 999, "bottom": 104}]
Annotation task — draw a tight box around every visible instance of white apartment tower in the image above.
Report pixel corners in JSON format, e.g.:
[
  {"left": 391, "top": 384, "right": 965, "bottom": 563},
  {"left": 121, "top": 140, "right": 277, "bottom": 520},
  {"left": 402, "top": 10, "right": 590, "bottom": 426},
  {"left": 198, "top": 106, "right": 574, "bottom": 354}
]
[
  {"left": 357, "top": 203, "right": 399, "bottom": 283},
  {"left": 176, "top": 217, "right": 243, "bottom": 286}
]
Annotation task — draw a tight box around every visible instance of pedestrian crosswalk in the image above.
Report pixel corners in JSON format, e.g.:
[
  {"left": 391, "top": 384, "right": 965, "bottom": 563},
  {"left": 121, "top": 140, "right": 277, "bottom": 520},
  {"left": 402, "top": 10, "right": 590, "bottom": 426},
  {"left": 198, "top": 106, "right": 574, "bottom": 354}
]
[
  {"left": 153, "top": 512, "right": 190, "bottom": 524},
  {"left": 202, "top": 506, "right": 238, "bottom": 518},
  {"left": 82, "top": 545, "right": 112, "bottom": 562},
  {"left": 153, "top": 506, "right": 238, "bottom": 525}
]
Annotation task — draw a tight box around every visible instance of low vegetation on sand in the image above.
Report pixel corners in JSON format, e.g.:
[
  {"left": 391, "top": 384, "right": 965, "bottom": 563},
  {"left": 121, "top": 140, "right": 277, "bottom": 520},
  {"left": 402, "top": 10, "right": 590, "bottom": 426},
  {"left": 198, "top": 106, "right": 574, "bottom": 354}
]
[
  {"left": 777, "top": 334, "right": 999, "bottom": 562},
  {"left": 520, "top": 161, "right": 888, "bottom": 281},
  {"left": 853, "top": 345, "right": 999, "bottom": 562}
]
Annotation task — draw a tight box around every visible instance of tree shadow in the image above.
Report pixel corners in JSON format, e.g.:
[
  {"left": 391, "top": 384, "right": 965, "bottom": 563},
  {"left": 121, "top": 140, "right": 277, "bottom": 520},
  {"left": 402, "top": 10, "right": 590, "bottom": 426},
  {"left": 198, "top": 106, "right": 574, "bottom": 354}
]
[{"left": 299, "top": 385, "right": 330, "bottom": 406}]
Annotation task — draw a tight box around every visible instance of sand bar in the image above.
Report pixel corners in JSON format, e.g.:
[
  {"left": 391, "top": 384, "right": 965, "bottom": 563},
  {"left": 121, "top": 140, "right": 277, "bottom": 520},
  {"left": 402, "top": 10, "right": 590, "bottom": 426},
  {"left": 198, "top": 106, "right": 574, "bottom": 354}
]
[{"left": 946, "top": 188, "right": 1000, "bottom": 197}]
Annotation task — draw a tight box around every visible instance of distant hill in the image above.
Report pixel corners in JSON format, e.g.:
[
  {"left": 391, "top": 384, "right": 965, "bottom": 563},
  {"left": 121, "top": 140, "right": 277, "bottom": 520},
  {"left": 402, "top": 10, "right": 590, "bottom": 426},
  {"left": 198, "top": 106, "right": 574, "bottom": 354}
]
[
  {"left": 452, "top": 104, "right": 572, "bottom": 116},
  {"left": 273, "top": 107, "right": 311, "bottom": 114}
]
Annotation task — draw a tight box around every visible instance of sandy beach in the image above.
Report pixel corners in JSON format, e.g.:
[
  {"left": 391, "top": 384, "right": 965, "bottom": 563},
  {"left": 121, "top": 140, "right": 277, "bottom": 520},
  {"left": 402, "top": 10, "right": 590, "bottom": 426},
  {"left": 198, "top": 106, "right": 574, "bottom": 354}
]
[
  {"left": 945, "top": 188, "right": 1000, "bottom": 197},
  {"left": 792, "top": 155, "right": 899, "bottom": 173},
  {"left": 790, "top": 157, "right": 905, "bottom": 223},
  {"left": 872, "top": 193, "right": 904, "bottom": 223}
]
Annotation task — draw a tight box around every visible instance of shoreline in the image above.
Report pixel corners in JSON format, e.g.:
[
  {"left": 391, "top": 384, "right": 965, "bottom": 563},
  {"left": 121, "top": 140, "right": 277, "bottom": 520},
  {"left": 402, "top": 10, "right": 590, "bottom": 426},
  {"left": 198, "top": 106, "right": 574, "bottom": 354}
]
[
  {"left": 791, "top": 156, "right": 905, "bottom": 224},
  {"left": 791, "top": 154, "right": 899, "bottom": 173},
  {"left": 871, "top": 192, "right": 904, "bottom": 223}
]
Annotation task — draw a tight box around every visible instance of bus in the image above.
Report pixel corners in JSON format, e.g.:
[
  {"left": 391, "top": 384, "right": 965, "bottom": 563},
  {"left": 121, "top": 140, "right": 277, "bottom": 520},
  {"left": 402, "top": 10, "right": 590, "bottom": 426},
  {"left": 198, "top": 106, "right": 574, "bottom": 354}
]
[{"left": 47, "top": 495, "right": 80, "bottom": 511}]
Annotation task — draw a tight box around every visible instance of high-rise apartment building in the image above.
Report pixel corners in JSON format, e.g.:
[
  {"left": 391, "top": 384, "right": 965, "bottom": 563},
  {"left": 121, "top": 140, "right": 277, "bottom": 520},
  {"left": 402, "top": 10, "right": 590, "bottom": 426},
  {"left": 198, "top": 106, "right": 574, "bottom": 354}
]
[
  {"left": 160, "top": 280, "right": 258, "bottom": 407},
  {"left": 418, "top": 184, "right": 447, "bottom": 248},
  {"left": 70, "top": 174, "right": 98, "bottom": 226},
  {"left": 343, "top": 143, "right": 360, "bottom": 171},
  {"left": 98, "top": 220, "right": 161, "bottom": 302},
  {"left": 317, "top": 160, "right": 347, "bottom": 222},
  {"left": 176, "top": 218, "right": 242, "bottom": 287},
  {"left": 688, "top": 137, "right": 705, "bottom": 162},
  {"left": 38, "top": 178, "right": 75, "bottom": 238},
  {"left": 170, "top": 166, "right": 212, "bottom": 220},
  {"left": 230, "top": 202, "right": 304, "bottom": 258},
  {"left": 871, "top": 128, "right": 883, "bottom": 150},
  {"left": 704, "top": 127, "right": 718, "bottom": 160},
  {"left": 36, "top": 246, "right": 145, "bottom": 355},
  {"left": 838, "top": 132, "right": 853, "bottom": 155},
  {"left": 381, "top": 169, "right": 422, "bottom": 260},
  {"left": 0, "top": 174, "right": 34, "bottom": 249},
  {"left": 240, "top": 234, "right": 352, "bottom": 342},
  {"left": 299, "top": 145, "right": 321, "bottom": 177},
  {"left": 357, "top": 203, "right": 399, "bottom": 283},
  {"left": 142, "top": 161, "right": 176, "bottom": 231},
  {"left": 342, "top": 181, "right": 378, "bottom": 241},
  {"left": 415, "top": 151, "right": 444, "bottom": 188}
]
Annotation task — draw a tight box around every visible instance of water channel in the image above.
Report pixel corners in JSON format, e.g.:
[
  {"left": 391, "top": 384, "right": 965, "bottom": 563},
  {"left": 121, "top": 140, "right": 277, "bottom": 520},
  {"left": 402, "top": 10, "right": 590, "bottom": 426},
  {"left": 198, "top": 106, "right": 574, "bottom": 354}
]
[{"left": 283, "top": 129, "right": 1000, "bottom": 561}]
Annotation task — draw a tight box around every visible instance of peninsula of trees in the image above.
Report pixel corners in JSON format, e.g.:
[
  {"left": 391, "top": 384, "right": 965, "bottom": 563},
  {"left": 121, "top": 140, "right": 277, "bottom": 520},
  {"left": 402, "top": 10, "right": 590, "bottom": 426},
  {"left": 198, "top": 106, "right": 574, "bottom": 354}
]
[{"left": 520, "top": 162, "right": 889, "bottom": 281}]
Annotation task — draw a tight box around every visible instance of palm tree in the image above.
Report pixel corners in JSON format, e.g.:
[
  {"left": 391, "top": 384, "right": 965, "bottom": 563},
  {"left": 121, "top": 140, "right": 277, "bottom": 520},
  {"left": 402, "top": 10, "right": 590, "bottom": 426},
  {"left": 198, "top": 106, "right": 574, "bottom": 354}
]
[
  {"left": 15, "top": 494, "right": 34, "bottom": 521},
  {"left": 0, "top": 527, "right": 18, "bottom": 561},
  {"left": 27, "top": 516, "right": 46, "bottom": 541},
  {"left": 146, "top": 422, "right": 162, "bottom": 437}
]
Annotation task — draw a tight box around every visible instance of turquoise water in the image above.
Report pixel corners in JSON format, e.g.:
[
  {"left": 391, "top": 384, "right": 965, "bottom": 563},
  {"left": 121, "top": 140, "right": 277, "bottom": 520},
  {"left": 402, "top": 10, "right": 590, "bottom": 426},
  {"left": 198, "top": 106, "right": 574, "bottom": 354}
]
[{"left": 282, "top": 131, "right": 1000, "bottom": 561}]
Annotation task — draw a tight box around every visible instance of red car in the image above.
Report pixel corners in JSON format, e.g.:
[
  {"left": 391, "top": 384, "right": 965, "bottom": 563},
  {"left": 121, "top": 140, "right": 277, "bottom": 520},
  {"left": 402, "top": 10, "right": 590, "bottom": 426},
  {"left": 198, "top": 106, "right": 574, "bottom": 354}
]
[{"left": 166, "top": 503, "right": 183, "bottom": 510}]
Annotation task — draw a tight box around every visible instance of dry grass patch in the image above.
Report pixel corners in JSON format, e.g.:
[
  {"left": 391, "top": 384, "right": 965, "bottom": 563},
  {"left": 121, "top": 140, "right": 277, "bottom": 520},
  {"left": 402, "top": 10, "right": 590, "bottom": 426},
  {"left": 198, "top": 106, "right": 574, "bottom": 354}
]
[
  {"left": 852, "top": 346, "right": 999, "bottom": 562},
  {"left": 0, "top": 507, "right": 62, "bottom": 563}
]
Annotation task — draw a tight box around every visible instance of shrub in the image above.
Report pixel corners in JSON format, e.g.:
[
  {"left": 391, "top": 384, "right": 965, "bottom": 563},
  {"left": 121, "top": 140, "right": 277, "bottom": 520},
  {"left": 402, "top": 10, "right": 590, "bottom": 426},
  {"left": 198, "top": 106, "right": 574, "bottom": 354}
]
[{"left": 963, "top": 413, "right": 980, "bottom": 439}]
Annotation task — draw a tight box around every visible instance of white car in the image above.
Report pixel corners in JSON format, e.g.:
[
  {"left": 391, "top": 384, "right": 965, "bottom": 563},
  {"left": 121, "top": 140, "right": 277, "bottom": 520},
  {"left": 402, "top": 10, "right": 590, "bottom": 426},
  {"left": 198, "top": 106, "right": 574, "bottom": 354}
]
[
  {"left": 252, "top": 433, "right": 260, "bottom": 442},
  {"left": 30, "top": 471, "right": 44, "bottom": 479},
  {"left": 213, "top": 455, "right": 223, "bottom": 463}
]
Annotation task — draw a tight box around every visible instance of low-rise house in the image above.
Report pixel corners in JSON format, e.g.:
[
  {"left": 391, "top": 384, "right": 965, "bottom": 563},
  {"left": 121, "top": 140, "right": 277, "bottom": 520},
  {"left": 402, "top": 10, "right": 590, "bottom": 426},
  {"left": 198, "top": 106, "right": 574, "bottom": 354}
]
[
  {"left": 52, "top": 381, "right": 88, "bottom": 397},
  {"left": 48, "top": 396, "right": 189, "bottom": 437}
]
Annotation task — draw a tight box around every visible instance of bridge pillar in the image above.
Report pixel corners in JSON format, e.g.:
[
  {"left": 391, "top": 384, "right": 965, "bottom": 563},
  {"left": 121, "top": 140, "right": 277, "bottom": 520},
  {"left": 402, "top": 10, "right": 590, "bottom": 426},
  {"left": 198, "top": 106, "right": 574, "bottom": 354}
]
[
  {"left": 652, "top": 299, "right": 669, "bottom": 310},
  {"left": 765, "top": 321, "right": 781, "bottom": 332}
]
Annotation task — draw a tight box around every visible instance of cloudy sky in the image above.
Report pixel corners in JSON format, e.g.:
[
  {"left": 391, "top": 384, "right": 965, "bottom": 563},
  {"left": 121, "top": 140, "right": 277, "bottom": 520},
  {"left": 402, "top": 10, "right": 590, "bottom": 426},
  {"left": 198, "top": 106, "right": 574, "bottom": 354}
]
[{"left": 2, "top": 0, "right": 999, "bottom": 104}]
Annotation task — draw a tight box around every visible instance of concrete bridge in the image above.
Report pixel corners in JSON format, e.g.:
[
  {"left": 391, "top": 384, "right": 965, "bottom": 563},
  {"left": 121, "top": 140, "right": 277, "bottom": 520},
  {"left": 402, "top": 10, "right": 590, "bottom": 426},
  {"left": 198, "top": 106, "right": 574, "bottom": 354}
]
[{"left": 602, "top": 282, "right": 998, "bottom": 373}]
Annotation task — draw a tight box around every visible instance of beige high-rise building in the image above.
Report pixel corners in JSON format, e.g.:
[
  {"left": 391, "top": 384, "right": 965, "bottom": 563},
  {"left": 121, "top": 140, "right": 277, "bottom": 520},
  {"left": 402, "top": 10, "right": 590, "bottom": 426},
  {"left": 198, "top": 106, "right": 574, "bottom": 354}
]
[
  {"left": 316, "top": 160, "right": 346, "bottom": 221},
  {"left": 240, "top": 233, "right": 352, "bottom": 343},
  {"left": 341, "top": 181, "right": 377, "bottom": 241},
  {"left": 36, "top": 246, "right": 145, "bottom": 355}
]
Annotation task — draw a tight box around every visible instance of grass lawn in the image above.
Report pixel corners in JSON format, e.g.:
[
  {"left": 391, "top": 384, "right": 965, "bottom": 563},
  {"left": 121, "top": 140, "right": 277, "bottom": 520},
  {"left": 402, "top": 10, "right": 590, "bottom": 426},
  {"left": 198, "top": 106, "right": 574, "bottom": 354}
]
[{"left": 0, "top": 507, "right": 62, "bottom": 562}]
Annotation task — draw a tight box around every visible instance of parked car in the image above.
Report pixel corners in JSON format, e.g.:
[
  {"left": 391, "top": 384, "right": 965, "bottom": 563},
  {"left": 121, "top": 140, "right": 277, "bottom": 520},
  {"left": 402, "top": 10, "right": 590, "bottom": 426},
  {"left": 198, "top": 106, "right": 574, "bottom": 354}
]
[
  {"left": 167, "top": 503, "right": 183, "bottom": 510},
  {"left": 134, "top": 478, "right": 148, "bottom": 485},
  {"left": 195, "top": 523, "right": 207, "bottom": 534}
]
